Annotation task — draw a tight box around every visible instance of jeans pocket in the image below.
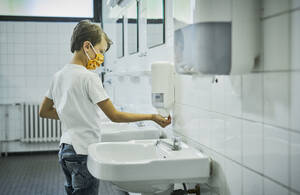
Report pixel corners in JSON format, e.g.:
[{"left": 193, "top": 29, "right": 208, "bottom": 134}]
[
  {"left": 61, "top": 145, "right": 78, "bottom": 161},
  {"left": 64, "top": 160, "right": 93, "bottom": 189}
]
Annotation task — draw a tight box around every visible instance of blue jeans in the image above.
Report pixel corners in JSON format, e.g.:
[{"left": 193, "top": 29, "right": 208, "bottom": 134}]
[{"left": 58, "top": 143, "right": 99, "bottom": 195}]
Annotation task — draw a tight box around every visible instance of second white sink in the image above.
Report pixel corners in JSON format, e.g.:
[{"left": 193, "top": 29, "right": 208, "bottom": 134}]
[{"left": 101, "top": 123, "right": 161, "bottom": 142}]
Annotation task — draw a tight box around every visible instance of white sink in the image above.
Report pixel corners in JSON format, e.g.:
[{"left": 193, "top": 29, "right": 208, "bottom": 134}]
[
  {"left": 101, "top": 123, "right": 161, "bottom": 142},
  {"left": 87, "top": 139, "right": 211, "bottom": 195}
]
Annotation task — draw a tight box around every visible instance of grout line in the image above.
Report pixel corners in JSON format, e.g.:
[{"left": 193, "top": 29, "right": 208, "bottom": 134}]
[
  {"left": 261, "top": 11, "right": 288, "bottom": 20},
  {"left": 288, "top": 3, "right": 293, "bottom": 194},
  {"left": 289, "top": 132, "right": 292, "bottom": 195},
  {"left": 240, "top": 74, "right": 244, "bottom": 195},
  {"left": 291, "top": 7, "right": 300, "bottom": 13},
  {"left": 262, "top": 69, "right": 265, "bottom": 195},
  {"left": 175, "top": 102, "right": 300, "bottom": 136},
  {"left": 252, "top": 69, "right": 300, "bottom": 73},
  {"left": 173, "top": 130, "right": 300, "bottom": 195},
  {"left": 261, "top": 7, "right": 300, "bottom": 20}
]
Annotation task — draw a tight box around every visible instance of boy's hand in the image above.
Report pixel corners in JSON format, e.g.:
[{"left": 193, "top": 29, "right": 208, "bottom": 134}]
[{"left": 152, "top": 114, "right": 171, "bottom": 128}]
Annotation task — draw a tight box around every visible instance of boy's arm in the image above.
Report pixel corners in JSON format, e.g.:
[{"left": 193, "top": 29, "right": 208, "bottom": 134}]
[
  {"left": 97, "top": 98, "right": 171, "bottom": 128},
  {"left": 39, "top": 97, "right": 60, "bottom": 120}
]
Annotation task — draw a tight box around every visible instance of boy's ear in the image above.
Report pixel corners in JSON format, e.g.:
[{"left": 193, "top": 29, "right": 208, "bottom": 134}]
[{"left": 83, "top": 41, "right": 90, "bottom": 51}]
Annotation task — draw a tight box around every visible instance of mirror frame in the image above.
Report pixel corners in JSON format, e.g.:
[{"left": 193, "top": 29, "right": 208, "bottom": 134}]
[
  {"left": 146, "top": 0, "right": 165, "bottom": 49},
  {"left": 127, "top": 0, "right": 139, "bottom": 55}
]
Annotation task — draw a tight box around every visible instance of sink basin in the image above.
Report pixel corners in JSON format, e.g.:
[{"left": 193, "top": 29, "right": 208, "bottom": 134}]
[
  {"left": 87, "top": 139, "right": 211, "bottom": 195},
  {"left": 101, "top": 123, "right": 161, "bottom": 142}
]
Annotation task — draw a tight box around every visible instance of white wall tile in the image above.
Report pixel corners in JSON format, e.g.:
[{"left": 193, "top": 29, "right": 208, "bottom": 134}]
[
  {"left": 224, "top": 159, "right": 242, "bottom": 195},
  {"left": 0, "top": 54, "right": 8, "bottom": 65},
  {"left": 47, "top": 33, "right": 59, "bottom": 45},
  {"left": 225, "top": 117, "right": 242, "bottom": 163},
  {"left": 47, "top": 23, "right": 58, "bottom": 33},
  {"left": 0, "top": 67, "right": 5, "bottom": 78},
  {"left": 36, "top": 23, "right": 47, "bottom": 33},
  {"left": 14, "top": 54, "right": 25, "bottom": 65},
  {"left": 291, "top": 132, "right": 300, "bottom": 192},
  {"left": 263, "top": 14, "right": 290, "bottom": 71},
  {"left": 0, "top": 42, "right": 7, "bottom": 54},
  {"left": 15, "top": 65, "right": 25, "bottom": 78},
  {"left": 173, "top": 104, "right": 211, "bottom": 147},
  {"left": 174, "top": 74, "right": 211, "bottom": 109},
  {"left": 197, "top": 114, "right": 212, "bottom": 148},
  {"left": 0, "top": 76, "right": 6, "bottom": 88},
  {"left": 264, "top": 72, "right": 289, "bottom": 128},
  {"left": 210, "top": 113, "right": 225, "bottom": 154},
  {"left": 211, "top": 76, "right": 225, "bottom": 114},
  {"left": 242, "top": 73, "right": 263, "bottom": 122},
  {"left": 243, "top": 121, "right": 263, "bottom": 173},
  {"left": 290, "top": 72, "right": 300, "bottom": 132},
  {"left": 292, "top": 0, "right": 300, "bottom": 8},
  {"left": 14, "top": 43, "right": 24, "bottom": 54},
  {"left": 24, "top": 22, "right": 36, "bottom": 33},
  {"left": 263, "top": 0, "right": 290, "bottom": 17},
  {"left": 14, "top": 33, "right": 25, "bottom": 44},
  {"left": 264, "top": 178, "right": 289, "bottom": 195},
  {"left": 264, "top": 125, "right": 289, "bottom": 185},
  {"left": 24, "top": 44, "right": 36, "bottom": 55},
  {"left": 174, "top": 75, "right": 181, "bottom": 105},
  {"left": 291, "top": 192, "right": 299, "bottom": 195},
  {"left": 24, "top": 33, "right": 36, "bottom": 44},
  {"left": 243, "top": 168, "right": 263, "bottom": 195},
  {"left": 195, "top": 76, "right": 212, "bottom": 110},
  {"left": 6, "top": 22, "right": 14, "bottom": 32},
  {"left": 36, "top": 33, "right": 48, "bottom": 44},
  {"left": 224, "top": 76, "right": 242, "bottom": 117},
  {"left": 13, "top": 22, "right": 25, "bottom": 33},
  {"left": 0, "top": 33, "right": 7, "bottom": 43},
  {"left": 291, "top": 10, "right": 300, "bottom": 70},
  {"left": 7, "top": 41, "right": 14, "bottom": 53},
  {"left": 8, "top": 33, "right": 16, "bottom": 44},
  {"left": 0, "top": 22, "right": 7, "bottom": 33},
  {"left": 0, "top": 88, "right": 7, "bottom": 98}
]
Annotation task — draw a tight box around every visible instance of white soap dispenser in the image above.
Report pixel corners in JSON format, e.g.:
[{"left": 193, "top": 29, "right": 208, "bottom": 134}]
[{"left": 151, "top": 62, "right": 175, "bottom": 117}]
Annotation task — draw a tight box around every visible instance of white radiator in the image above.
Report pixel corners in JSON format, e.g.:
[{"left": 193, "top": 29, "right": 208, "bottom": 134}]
[{"left": 22, "top": 104, "right": 61, "bottom": 143}]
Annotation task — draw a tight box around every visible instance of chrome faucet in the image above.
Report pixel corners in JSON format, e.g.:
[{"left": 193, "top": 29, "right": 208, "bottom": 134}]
[{"left": 155, "top": 137, "right": 182, "bottom": 151}]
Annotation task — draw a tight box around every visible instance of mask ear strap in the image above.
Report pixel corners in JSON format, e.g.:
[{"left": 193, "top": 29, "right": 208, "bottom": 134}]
[
  {"left": 84, "top": 50, "right": 91, "bottom": 60},
  {"left": 89, "top": 43, "right": 98, "bottom": 54}
]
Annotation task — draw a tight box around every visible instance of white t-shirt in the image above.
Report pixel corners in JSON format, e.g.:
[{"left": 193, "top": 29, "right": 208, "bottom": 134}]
[{"left": 46, "top": 64, "right": 109, "bottom": 155}]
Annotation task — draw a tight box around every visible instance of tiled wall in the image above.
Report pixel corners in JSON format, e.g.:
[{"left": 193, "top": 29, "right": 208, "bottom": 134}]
[
  {"left": 104, "top": 0, "right": 300, "bottom": 195},
  {"left": 173, "top": 1, "right": 300, "bottom": 195},
  {"left": 0, "top": 21, "right": 77, "bottom": 152},
  {"left": 0, "top": 21, "right": 76, "bottom": 104}
]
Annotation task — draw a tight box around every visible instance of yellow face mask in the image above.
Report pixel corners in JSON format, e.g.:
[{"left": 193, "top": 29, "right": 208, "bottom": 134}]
[{"left": 84, "top": 42, "right": 104, "bottom": 70}]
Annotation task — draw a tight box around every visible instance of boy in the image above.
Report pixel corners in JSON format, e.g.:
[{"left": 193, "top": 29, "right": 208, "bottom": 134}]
[{"left": 39, "top": 20, "right": 171, "bottom": 195}]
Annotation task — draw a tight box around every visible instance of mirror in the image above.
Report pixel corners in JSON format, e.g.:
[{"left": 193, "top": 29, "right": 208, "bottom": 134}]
[
  {"left": 127, "top": 0, "right": 139, "bottom": 54},
  {"left": 116, "top": 16, "right": 124, "bottom": 58},
  {"left": 146, "top": 0, "right": 165, "bottom": 48}
]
